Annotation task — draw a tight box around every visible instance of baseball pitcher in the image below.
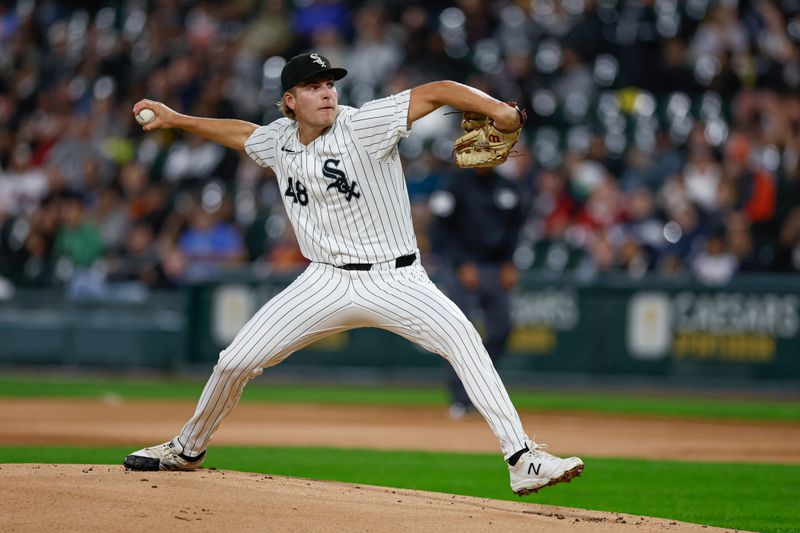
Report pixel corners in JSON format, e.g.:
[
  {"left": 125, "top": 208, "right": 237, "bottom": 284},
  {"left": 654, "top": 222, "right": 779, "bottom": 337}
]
[{"left": 123, "top": 53, "right": 583, "bottom": 496}]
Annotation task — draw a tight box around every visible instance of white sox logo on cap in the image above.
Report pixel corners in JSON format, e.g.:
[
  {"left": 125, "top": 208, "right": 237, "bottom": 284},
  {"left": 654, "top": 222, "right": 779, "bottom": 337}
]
[
  {"left": 310, "top": 53, "right": 327, "bottom": 68},
  {"left": 281, "top": 52, "right": 347, "bottom": 92}
]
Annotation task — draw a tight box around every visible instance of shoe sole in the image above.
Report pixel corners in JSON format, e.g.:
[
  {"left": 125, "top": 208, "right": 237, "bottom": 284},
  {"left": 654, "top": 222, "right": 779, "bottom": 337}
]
[
  {"left": 513, "top": 463, "right": 584, "bottom": 496},
  {"left": 123, "top": 455, "right": 161, "bottom": 471},
  {"left": 123, "top": 455, "right": 203, "bottom": 472}
]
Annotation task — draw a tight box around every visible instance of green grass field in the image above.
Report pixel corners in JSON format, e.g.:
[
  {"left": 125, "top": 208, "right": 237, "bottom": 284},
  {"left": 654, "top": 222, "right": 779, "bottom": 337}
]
[
  {"left": 1, "top": 376, "right": 799, "bottom": 532},
  {"left": 2, "top": 376, "right": 799, "bottom": 422}
]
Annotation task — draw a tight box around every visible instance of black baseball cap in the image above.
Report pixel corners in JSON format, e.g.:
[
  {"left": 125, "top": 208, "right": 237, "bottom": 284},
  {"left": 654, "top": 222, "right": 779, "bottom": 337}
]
[{"left": 281, "top": 53, "right": 348, "bottom": 92}]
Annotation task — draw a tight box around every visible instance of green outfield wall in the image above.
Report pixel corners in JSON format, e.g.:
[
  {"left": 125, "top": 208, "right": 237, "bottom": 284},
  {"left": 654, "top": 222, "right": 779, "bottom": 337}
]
[
  {"left": 0, "top": 289, "right": 187, "bottom": 369},
  {"left": 1, "top": 272, "right": 799, "bottom": 381}
]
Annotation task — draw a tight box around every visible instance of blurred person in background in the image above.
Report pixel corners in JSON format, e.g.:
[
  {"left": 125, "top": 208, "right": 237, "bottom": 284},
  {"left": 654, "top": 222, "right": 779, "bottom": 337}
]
[
  {"left": 725, "top": 211, "right": 758, "bottom": 272},
  {"left": 574, "top": 229, "right": 617, "bottom": 281},
  {"left": 618, "top": 236, "right": 649, "bottom": 278},
  {"left": 15, "top": 194, "right": 61, "bottom": 286},
  {"left": 105, "top": 221, "right": 165, "bottom": 289},
  {"left": 45, "top": 116, "right": 110, "bottom": 190},
  {"left": 90, "top": 183, "right": 130, "bottom": 252},
  {"left": 691, "top": 229, "right": 739, "bottom": 285},
  {"left": 659, "top": 201, "right": 705, "bottom": 267},
  {"left": 53, "top": 192, "right": 103, "bottom": 270},
  {"left": 723, "top": 133, "right": 777, "bottom": 268},
  {"left": 163, "top": 134, "right": 228, "bottom": 187},
  {"left": 52, "top": 191, "right": 105, "bottom": 298},
  {"left": 683, "top": 138, "right": 722, "bottom": 216},
  {"left": 526, "top": 168, "right": 575, "bottom": 241},
  {"left": 430, "top": 166, "right": 525, "bottom": 419},
  {"left": 0, "top": 143, "right": 52, "bottom": 215},
  {"left": 343, "top": 4, "right": 402, "bottom": 95},
  {"left": 622, "top": 186, "right": 664, "bottom": 267},
  {"left": 689, "top": 2, "right": 749, "bottom": 64},
  {"left": 264, "top": 216, "right": 309, "bottom": 273},
  {"left": 177, "top": 200, "right": 247, "bottom": 279}
]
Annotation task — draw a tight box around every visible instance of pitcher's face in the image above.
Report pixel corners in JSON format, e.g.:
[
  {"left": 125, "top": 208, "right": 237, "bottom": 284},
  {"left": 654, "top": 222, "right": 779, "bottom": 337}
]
[{"left": 286, "top": 76, "right": 338, "bottom": 130}]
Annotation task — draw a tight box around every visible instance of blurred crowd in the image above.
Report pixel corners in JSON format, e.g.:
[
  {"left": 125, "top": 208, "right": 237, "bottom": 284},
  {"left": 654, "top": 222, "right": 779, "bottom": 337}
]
[{"left": 1, "top": 0, "right": 799, "bottom": 299}]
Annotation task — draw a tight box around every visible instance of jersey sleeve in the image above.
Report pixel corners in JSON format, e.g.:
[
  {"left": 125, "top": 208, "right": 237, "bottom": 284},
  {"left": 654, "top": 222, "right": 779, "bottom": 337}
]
[
  {"left": 244, "top": 124, "right": 279, "bottom": 169},
  {"left": 349, "top": 89, "right": 411, "bottom": 162}
]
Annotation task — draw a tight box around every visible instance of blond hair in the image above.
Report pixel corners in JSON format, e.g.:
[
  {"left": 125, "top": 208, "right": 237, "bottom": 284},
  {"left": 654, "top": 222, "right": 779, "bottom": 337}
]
[{"left": 277, "top": 89, "right": 296, "bottom": 120}]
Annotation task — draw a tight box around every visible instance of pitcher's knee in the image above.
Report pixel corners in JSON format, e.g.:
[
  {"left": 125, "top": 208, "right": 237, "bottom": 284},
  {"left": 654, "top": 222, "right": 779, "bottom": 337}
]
[{"left": 214, "top": 349, "right": 263, "bottom": 378}]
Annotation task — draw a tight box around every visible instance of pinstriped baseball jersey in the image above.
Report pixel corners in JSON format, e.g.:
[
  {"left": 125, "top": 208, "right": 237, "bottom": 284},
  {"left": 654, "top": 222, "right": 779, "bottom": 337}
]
[
  {"left": 244, "top": 90, "right": 416, "bottom": 266},
  {"left": 169, "top": 89, "right": 531, "bottom": 465}
]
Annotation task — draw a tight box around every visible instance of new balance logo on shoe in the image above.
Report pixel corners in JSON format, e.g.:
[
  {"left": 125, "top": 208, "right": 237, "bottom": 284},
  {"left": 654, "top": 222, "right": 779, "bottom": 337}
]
[{"left": 510, "top": 441, "right": 584, "bottom": 496}]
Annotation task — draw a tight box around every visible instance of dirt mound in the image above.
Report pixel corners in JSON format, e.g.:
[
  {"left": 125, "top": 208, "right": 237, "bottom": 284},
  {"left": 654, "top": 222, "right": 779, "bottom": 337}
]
[{"left": 0, "top": 464, "right": 741, "bottom": 532}]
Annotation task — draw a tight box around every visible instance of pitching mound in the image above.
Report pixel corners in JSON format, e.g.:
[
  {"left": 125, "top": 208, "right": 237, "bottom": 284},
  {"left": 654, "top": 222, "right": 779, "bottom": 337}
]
[{"left": 1, "top": 464, "right": 739, "bottom": 532}]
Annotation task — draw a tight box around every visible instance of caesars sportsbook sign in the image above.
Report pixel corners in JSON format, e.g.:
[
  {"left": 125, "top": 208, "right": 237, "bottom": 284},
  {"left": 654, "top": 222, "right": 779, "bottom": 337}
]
[{"left": 627, "top": 291, "right": 799, "bottom": 363}]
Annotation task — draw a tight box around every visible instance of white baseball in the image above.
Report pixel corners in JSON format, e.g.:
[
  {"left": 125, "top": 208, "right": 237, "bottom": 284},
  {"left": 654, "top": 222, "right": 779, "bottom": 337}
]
[{"left": 135, "top": 108, "right": 155, "bottom": 125}]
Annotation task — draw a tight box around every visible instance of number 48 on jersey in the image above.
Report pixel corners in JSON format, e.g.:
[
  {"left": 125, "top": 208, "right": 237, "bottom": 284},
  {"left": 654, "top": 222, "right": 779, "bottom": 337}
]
[{"left": 285, "top": 177, "right": 309, "bottom": 206}]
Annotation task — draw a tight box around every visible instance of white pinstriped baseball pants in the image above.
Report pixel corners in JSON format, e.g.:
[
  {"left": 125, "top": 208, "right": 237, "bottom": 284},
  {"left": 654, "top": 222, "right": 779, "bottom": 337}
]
[{"left": 177, "top": 260, "right": 530, "bottom": 458}]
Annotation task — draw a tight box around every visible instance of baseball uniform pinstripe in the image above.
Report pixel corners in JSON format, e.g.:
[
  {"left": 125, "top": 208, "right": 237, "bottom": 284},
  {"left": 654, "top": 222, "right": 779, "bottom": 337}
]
[{"left": 175, "top": 90, "right": 530, "bottom": 458}]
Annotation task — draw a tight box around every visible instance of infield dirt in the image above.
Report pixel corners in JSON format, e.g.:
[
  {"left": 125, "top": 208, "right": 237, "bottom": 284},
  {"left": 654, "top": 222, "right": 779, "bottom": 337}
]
[
  {"left": 1, "top": 397, "right": 789, "bottom": 532},
  {"left": 0, "top": 398, "right": 798, "bottom": 463},
  {"left": 1, "top": 464, "right": 742, "bottom": 532}
]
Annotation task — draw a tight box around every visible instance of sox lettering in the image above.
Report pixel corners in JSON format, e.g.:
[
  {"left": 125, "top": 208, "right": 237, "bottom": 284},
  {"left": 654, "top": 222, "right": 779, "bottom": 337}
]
[
  {"left": 309, "top": 53, "right": 327, "bottom": 67},
  {"left": 322, "top": 158, "right": 360, "bottom": 202}
]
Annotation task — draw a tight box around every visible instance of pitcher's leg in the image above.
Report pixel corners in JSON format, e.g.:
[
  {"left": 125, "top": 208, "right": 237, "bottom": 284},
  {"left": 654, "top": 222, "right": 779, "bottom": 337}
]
[
  {"left": 178, "top": 264, "right": 351, "bottom": 455},
  {"left": 353, "top": 268, "right": 528, "bottom": 458}
]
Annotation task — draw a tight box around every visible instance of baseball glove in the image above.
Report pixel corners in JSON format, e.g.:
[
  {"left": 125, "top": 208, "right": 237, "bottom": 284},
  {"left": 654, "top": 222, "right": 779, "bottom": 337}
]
[{"left": 454, "top": 103, "right": 526, "bottom": 168}]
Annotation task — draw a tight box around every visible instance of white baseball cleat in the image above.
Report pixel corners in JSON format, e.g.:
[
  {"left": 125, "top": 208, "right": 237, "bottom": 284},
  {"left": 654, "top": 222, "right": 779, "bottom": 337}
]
[
  {"left": 123, "top": 439, "right": 205, "bottom": 471},
  {"left": 509, "top": 441, "right": 584, "bottom": 496}
]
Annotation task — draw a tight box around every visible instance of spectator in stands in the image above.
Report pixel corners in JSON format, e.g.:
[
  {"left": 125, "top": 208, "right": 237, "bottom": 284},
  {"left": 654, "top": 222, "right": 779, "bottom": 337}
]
[
  {"left": 343, "top": 4, "right": 403, "bottom": 98},
  {"left": 691, "top": 230, "right": 739, "bottom": 285},
  {"left": 622, "top": 186, "right": 664, "bottom": 266},
  {"left": 90, "top": 183, "right": 130, "bottom": 252},
  {"left": 105, "top": 222, "right": 163, "bottom": 288},
  {"left": 0, "top": 143, "right": 50, "bottom": 215},
  {"left": 53, "top": 192, "right": 103, "bottom": 272},
  {"left": 726, "top": 211, "right": 758, "bottom": 272},
  {"left": 265, "top": 219, "right": 308, "bottom": 274},
  {"left": 575, "top": 229, "right": 616, "bottom": 281},
  {"left": 528, "top": 168, "right": 575, "bottom": 241},
  {"left": 661, "top": 203, "right": 704, "bottom": 265},
  {"left": 177, "top": 202, "right": 246, "bottom": 279},
  {"left": 689, "top": 3, "right": 748, "bottom": 64},
  {"left": 683, "top": 137, "right": 722, "bottom": 215},
  {"left": 45, "top": 116, "right": 109, "bottom": 190}
]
